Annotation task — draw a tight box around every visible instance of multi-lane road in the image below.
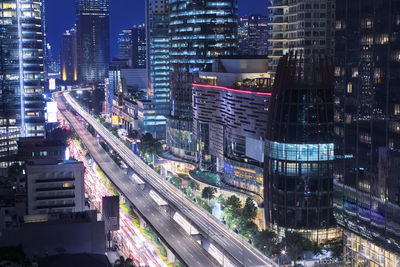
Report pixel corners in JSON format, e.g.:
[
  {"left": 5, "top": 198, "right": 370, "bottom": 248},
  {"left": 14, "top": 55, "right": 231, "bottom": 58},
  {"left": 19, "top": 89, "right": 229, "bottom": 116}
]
[
  {"left": 58, "top": 91, "right": 277, "bottom": 267},
  {"left": 56, "top": 93, "right": 217, "bottom": 267}
]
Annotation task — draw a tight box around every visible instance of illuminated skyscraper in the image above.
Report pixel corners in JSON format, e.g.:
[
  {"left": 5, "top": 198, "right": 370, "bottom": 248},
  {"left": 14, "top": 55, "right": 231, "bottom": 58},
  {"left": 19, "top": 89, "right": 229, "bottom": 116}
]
[
  {"left": 334, "top": 0, "right": 400, "bottom": 265},
  {"left": 117, "top": 29, "right": 132, "bottom": 61},
  {"left": 60, "top": 27, "right": 78, "bottom": 83},
  {"left": 268, "top": 0, "right": 335, "bottom": 75},
  {"left": 0, "top": 0, "right": 46, "bottom": 167},
  {"left": 76, "top": 0, "right": 110, "bottom": 84},
  {"left": 145, "top": 0, "right": 169, "bottom": 138},
  {"left": 167, "top": 0, "right": 238, "bottom": 160},
  {"left": 238, "top": 14, "right": 269, "bottom": 56}
]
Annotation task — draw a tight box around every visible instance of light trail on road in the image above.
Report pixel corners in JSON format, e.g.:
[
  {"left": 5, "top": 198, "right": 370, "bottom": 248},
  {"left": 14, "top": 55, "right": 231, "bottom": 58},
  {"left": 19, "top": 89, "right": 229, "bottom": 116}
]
[{"left": 69, "top": 139, "right": 166, "bottom": 267}]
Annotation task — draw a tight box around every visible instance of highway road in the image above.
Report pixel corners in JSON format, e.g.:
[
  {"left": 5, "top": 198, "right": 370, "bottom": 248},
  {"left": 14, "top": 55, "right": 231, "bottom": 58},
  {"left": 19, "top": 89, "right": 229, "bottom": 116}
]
[
  {"left": 69, "top": 140, "right": 166, "bottom": 267},
  {"left": 60, "top": 92, "right": 278, "bottom": 267},
  {"left": 55, "top": 93, "right": 217, "bottom": 267}
]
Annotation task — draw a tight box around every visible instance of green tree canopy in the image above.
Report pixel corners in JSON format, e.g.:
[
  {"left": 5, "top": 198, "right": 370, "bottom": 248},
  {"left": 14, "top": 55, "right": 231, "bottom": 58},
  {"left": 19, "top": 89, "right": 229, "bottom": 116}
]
[
  {"left": 242, "top": 197, "right": 258, "bottom": 221},
  {"left": 224, "top": 195, "right": 242, "bottom": 216},
  {"left": 280, "top": 231, "right": 313, "bottom": 265},
  {"left": 252, "top": 230, "right": 279, "bottom": 256},
  {"left": 201, "top": 186, "right": 216, "bottom": 201}
]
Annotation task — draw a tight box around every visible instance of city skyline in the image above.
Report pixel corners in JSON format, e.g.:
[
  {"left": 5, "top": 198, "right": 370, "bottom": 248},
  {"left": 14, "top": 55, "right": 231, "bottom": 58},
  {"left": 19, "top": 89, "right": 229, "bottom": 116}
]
[{"left": 46, "top": 0, "right": 266, "bottom": 58}]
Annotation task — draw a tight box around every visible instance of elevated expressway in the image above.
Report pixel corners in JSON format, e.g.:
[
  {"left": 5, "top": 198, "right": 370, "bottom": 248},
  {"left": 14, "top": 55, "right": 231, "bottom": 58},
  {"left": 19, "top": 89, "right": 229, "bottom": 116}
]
[{"left": 57, "top": 92, "right": 277, "bottom": 267}]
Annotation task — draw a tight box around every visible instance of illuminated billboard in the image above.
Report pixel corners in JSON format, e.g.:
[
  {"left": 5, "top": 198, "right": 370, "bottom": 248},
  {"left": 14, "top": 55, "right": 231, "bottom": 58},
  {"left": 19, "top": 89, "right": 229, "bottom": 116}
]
[
  {"left": 112, "top": 115, "right": 121, "bottom": 126},
  {"left": 46, "top": 101, "right": 58, "bottom": 123},
  {"left": 49, "top": 78, "right": 56, "bottom": 90}
]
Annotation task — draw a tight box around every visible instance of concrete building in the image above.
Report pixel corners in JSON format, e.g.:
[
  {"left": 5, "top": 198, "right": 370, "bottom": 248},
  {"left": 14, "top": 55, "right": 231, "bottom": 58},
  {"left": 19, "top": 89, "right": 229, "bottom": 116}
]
[
  {"left": 26, "top": 160, "right": 85, "bottom": 215},
  {"left": 0, "top": 210, "right": 105, "bottom": 259},
  {"left": 17, "top": 138, "right": 66, "bottom": 165},
  {"left": 193, "top": 58, "right": 272, "bottom": 197}
]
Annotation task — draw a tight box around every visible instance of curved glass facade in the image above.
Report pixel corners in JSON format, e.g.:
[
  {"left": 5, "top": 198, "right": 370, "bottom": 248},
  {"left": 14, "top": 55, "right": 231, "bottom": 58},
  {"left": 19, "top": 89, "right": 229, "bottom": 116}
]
[{"left": 264, "top": 54, "right": 337, "bottom": 243}]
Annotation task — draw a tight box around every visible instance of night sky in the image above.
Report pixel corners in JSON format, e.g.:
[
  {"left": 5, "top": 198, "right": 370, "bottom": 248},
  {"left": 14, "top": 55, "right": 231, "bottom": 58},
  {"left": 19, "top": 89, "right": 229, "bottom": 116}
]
[{"left": 46, "top": 0, "right": 267, "bottom": 59}]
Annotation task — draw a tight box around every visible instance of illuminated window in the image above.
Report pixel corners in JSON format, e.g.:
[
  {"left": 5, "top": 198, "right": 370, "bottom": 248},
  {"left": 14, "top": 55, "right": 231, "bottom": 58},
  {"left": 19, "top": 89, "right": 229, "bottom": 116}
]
[
  {"left": 394, "top": 104, "right": 400, "bottom": 115},
  {"left": 347, "top": 82, "right": 352, "bottom": 93},
  {"left": 63, "top": 183, "right": 73, "bottom": 188}
]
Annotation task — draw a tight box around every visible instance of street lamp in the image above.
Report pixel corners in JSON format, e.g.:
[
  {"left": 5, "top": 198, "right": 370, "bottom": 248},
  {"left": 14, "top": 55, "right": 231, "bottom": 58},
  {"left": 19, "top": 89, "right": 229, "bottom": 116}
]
[{"left": 278, "top": 249, "right": 286, "bottom": 266}]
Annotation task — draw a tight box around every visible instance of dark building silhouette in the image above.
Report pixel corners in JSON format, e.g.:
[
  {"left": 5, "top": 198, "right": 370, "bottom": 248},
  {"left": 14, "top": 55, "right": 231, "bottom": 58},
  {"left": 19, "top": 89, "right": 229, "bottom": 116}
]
[
  {"left": 334, "top": 0, "right": 400, "bottom": 265},
  {"left": 264, "top": 53, "right": 339, "bottom": 243},
  {"left": 76, "top": 0, "right": 110, "bottom": 84},
  {"left": 60, "top": 27, "right": 78, "bottom": 83},
  {"left": 131, "top": 24, "right": 146, "bottom": 69},
  {"left": 167, "top": 0, "right": 238, "bottom": 161}
]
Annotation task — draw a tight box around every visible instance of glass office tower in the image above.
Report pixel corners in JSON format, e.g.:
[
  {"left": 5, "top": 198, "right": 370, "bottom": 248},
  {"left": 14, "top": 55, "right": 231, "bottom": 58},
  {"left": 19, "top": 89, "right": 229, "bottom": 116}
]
[
  {"left": 264, "top": 53, "right": 338, "bottom": 243},
  {"left": 334, "top": 0, "right": 400, "bottom": 265},
  {"left": 167, "top": 0, "right": 238, "bottom": 160},
  {"left": 0, "top": 0, "right": 46, "bottom": 167},
  {"left": 76, "top": 0, "right": 109, "bottom": 84},
  {"left": 145, "top": 0, "right": 169, "bottom": 139}
]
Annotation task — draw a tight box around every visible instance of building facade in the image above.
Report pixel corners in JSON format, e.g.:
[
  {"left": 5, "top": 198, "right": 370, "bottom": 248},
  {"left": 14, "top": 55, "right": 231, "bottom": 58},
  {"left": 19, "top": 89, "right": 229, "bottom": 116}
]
[
  {"left": 167, "top": 0, "right": 238, "bottom": 161},
  {"left": 334, "top": 0, "right": 400, "bottom": 265},
  {"left": 193, "top": 58, "right": 271, "bottom": 197},
  {"left": 145, "top": 0, "right": 170, "bottom": 138},
  {"left": 26, "top": 160, "right": 85, "bottom": 215},
  {"left": 264, "top": 54, "right": 338, "bottom": 243},
  {"left": 0, "top": 0, "right": 46, "bottom": 167},
  {"left": 117, "top": 29, "right": 132, "bottom": 60},
  {"left": 131, "top": 24, "right": 146, "bottom": 69},
  {"left": 268, "top": 0, "right": 335, "bottom": 75},
  {"left": 60, "top": 27, "right": 78, "bottom": 83},
  {"left": 238, "top": 15, "right": 269, "bottom": 56},
  {"left": 76, "top": 0, "right": 110, "bottom": 84}
]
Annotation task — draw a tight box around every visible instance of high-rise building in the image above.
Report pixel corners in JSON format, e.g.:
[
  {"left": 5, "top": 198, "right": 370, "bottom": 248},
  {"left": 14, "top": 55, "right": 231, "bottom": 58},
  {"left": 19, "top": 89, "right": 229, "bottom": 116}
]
[
  {"left": 118, "top": 29, "right": 132, "bottom": 60},
  {"left": 334, "top": 0, "right": 400, "bottom": 265},
  {"left": 60, "top": 27, "right": 78, "bottom": 83},
  {"left": 238, "top": 15, "right": 269, "bottom": 56},
  {"left": 76, "top": 0, "right": 110, "bottom": 84},
  {"left": 268, "top": 0, "right": 335, "bottom": 75},
  {"left": 264, "top": 54, "right": 339, "bottom": 243},
  {"left": 131, "top": 24, "right": 146, "bottom": 69},
  {"left": 0, "top": 0, "right": 46, "bottom": 167},
  {"left": 193, "top": 58, "right": 272, "bottom": 198},
  {"left": 145, "top": 0, "right": 169, "bottom": 139},
  {"left": 167, "top": 0, "right": 238, "bottom": 160}
]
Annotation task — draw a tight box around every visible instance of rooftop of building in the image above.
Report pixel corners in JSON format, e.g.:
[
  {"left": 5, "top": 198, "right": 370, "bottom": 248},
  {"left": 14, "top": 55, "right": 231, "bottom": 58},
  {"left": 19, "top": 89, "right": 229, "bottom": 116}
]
[
  {"left": 38, "top": 253, "right": 111, "bottom": 267},
  {"left": 17, "top": 137, "right": 65, "bottom": 149}
]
